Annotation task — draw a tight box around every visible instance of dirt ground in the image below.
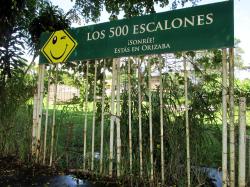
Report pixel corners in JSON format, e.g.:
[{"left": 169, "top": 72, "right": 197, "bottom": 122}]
[{"left": 0, "top": 156, "right": 119, "bottom": 187}]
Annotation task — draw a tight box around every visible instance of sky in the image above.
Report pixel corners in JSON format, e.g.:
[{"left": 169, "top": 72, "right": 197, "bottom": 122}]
[{"left": 51, "top": 0, "right": 250, "bottom": 66}]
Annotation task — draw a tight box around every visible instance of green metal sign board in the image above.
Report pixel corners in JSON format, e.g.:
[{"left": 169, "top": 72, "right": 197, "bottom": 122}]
[{"left": 39, "top": 1, "right": 234, "bottom": 64}]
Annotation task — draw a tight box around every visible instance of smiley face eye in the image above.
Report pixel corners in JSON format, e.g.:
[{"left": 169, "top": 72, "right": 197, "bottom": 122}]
[{"left": 52, "top": 36, "right": 57, "bottom": 44}]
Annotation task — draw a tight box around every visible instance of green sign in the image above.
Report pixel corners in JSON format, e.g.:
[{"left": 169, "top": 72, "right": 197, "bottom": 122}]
[{"left": 39, "top": 1, "right": 234, "bottom": 64}]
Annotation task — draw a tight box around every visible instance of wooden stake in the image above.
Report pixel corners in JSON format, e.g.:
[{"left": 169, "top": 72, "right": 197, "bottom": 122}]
[
  {"left": 128, "top": 57, "right": 133, "bottom": 175},
  {"left": 100, "top": 60, "right": 106, "bottom": 174},
  {"left": 32, "top": 66, "right": 41, "bottom": 159},
  {"left": 43, "top": 67, "right": 51, "bottom": 164},
  {"left": 36, "top": 64, "right": 45, "bottom": 163},
  {"left": 32, "top": 92, "right": 38, "bottom": 157},
  {"left": 222, "top": 48, "right": 228, "bottom": 187},
  {"left": 91, "top": 60, "right": 98, "bottom": 171},
  {"left": 184, "top": 55, "right": 191, "bottom": 187},
  {"left": 147, "top": 58, "right": 154, "bottom": 181},
  {"left": 248, "top": 136, "right": 250, "bottom": 181},
  {"left": 83, "top": 61, "right": 89, "bottom": 170},
  {"left": 116, "top": 59, "right": 121, "bottom": 177},
  {"left": 249, "top": 136, "right": 250, "bottom": 182},
  {"left": 159, "top": 57, "right": 165, "bottom": 183},
  {"left": 49, "top": 65, "right": 58, "bottom": 167},
  {"left": 238, "top": 97, "right": 246, "bottom": 187},
  {"left": 32, "top": 65, "right": 42, "bottom": 158},
  {"left": 229, "top": 48, "right": 235, "bottom": 187},
  {"left": 109, "top": 59, "right": 117, "bottom": 176},
  {"left": 138, "top": 58, "right": 143, "bottom": 177}
]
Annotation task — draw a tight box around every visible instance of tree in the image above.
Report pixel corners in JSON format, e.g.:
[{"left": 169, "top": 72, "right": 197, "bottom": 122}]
[
  {"left": 234, "top": 38, "right": 244, "bottom": 69},
  {"left": 73, "top": 0, "right": 201, "bottom": 22},
  {"left": 0, "top": 0, "right": 36, "bottom": 82},
  {"left": 0, "top": 0, "right": 38, "bottom": 156},
  {"left": 0, "top": 0, "right": 71, "bottom": 158}
]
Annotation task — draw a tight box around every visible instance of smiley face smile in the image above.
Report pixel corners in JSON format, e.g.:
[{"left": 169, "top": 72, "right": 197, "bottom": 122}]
[{"left": 50, "top": 44, "right": 68, "bottom": 60}]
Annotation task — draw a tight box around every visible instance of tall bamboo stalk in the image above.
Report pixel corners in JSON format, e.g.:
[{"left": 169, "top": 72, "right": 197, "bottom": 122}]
[
  {"left": 147, "top": 58, "right": 154, "bottom": 181},
  {"left": 248, "top": 136, "right": 250, "bottom": 180},
  {"left": 100, "top": 60, "right": 106, "bottom": 174},
  {"left": 116, "top": 59, "right": 121, "bottom": 177},
  {"left": 91, "top": 60, "right": 98, "bottom": 171},
  {"left": 32, "top": 93, "right": 38, "bottom": 157},
  {"left": 32, "top": 65, "right": 42, "bottom": 157},
  {"left": 83, "top": 61, "right": 89, "bottom": 170},
  {"left": 49, "top": 66, "right": 58, "bottom": 167},
  {"left": 238, "top": 97, "right": 246, "bottom": 187},
  {"left": 36, "top": 64, "right": 45, "bottom": 162},
  {"left": 229, "top": 48, "right": 235, "bottom": 187},
  {"left": 128, "top": 57, "right": 133, "bottom": 175},
  {"left": 159, "top": 57, "right": 165, "bottom": 183},
  {"left": 43, "top": 68, "right": 51, "bottom": 164},
  {"left": 222, "top": 49, "right": 228, "bottom": 187},
  {"left": 184, "top": 55, "right": 191, "bottom": 187},
  {"left": 138, "top": 58, "right": 143, "bottom": 177},
  {"left": 109, "top": 59, "right": 117, "bottom": 176}
]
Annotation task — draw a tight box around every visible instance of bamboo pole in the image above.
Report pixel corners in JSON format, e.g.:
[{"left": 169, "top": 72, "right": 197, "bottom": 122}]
[
  {"left": 49, "top": 66, "right": 58, "bottom": 167},
  {"left": 238, "top": 97, "right": 246, "bottom": 187},
  {"left": 32, "top": 65, "right": 41, "bottom": 158},
  {"left": 32, "top": 66, "right": 41, "bottom": 158},
  {"left": 116, "top": 59, "right": 121, "bottom": 177},
  {"left": 229, "top": 48, "right": 235, "bottom": 187},
  {"left": 83, "top": 61, "right": 89, "bottom": 170},
  {"left": 138, "top": 58, "right": 143, "bottom": 177},
  {"left": 159, "top": 57, "right": 165, "bottom": 183},
  {"left": 248, "top": 136, "right": 250, "bottom": 181},
  {"left": 222, "top": 48, "right": 228, "bottom": 187},
  {"left": 128, "top": 58, "right": 133, "bottom": 175},
  {"left": 147, "top": 58, "right": 154, "bottom": 181},
  {"left": 184, "top": 55, "right": 191, "bottom": 187},
  {"left": 43, "top": 68, "right": 51, "bottom": 164},
  {"left": 36, "top": 64, "right": 45, "bottom": 162},
  {"left": 109, "top": 59, "right": 117, "bottom": 176},
  {"left": 91, "top": 60, "right": 98, "bottom": 171},
  {"left": 32, "top": 92, "right": 38, "bottom": 157},
  {"left": 249, "top": 136, "right": 250, "bottom": 182},
  {"left": 100, "top": 60, "right": 106, "bottom": 174}
]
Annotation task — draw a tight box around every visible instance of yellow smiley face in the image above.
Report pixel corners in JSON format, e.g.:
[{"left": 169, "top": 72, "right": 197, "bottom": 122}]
[{"left": 42, "top": 30, "right": 77, "bottom": 63}]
